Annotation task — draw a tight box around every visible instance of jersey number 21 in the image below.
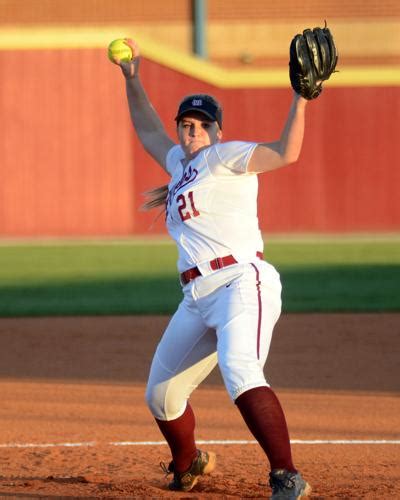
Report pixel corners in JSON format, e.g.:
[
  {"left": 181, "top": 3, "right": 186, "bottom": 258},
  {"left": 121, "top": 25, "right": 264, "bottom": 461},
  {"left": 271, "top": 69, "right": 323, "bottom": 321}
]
[{"left": 177, "top": 191, "right": 200, "bottom": 221}]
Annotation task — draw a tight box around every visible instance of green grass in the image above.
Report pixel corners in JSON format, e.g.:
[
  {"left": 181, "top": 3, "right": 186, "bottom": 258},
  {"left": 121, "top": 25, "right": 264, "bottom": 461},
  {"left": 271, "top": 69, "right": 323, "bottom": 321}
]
[{"left": 0, "top": 236, "right": 399, "bottom": 316}]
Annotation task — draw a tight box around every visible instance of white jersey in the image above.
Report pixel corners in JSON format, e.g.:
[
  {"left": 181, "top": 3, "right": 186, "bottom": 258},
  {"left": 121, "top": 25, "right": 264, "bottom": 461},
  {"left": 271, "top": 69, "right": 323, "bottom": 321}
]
[{"left": 165, "top": 141, "right": 264, "bottom": 274}]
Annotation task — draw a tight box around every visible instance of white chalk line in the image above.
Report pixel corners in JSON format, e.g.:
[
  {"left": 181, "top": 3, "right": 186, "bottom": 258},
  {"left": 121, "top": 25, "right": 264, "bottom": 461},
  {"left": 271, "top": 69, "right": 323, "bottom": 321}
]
[{"left": 0, "top": 439, "right": 399, "bottom": 449}]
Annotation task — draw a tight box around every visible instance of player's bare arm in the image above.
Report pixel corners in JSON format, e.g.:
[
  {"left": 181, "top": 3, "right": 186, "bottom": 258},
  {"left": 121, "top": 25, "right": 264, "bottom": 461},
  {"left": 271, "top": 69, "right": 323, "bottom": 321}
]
[
  {"left": 247, "top": 93, "right": 307, "bottom": 173},
  {"left": 116, "top": 39, "right": 175, "bottom": 171},
  {"left": 248, "top": 24, "right": 337, "bottom": 175}
]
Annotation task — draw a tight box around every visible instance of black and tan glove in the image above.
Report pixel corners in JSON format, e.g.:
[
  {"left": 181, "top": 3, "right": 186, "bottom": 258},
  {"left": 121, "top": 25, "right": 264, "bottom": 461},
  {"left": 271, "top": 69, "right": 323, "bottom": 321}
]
[{"left": 289, "top": 22, "right": 338, "bottom": 99}]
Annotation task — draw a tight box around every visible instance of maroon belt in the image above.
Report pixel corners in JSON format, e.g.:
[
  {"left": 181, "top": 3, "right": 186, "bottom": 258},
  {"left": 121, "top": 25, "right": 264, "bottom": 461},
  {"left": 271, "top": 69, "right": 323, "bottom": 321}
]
[{"left": 180, "top": 252, "right": 264, "bottom": 285}]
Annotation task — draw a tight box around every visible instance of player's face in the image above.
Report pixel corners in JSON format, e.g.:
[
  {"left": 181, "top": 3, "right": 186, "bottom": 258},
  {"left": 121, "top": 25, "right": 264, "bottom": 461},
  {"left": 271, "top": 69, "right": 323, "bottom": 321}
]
[{"left": 177, "top": 113, "right": 222, "bottom": 160}]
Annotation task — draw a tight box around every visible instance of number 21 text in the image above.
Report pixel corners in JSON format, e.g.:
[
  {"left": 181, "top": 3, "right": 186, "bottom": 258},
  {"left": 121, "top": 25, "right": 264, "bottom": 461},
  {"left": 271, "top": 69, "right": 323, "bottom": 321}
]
[{"left": 176, "top": 191, "right": 200, "bottom": 221}]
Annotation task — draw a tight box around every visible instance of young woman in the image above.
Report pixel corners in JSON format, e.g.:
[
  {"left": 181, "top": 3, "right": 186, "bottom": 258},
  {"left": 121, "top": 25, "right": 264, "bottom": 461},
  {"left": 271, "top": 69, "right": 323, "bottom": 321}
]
[{"left": 113, "top": 39, "right": 311, "bottom": 499}]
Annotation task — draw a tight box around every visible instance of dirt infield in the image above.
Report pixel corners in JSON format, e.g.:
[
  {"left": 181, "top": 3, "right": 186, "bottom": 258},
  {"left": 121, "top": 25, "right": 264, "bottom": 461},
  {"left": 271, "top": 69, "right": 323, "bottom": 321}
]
[{"left": 0, "top": 313, "right": 399, "bottom": 498}]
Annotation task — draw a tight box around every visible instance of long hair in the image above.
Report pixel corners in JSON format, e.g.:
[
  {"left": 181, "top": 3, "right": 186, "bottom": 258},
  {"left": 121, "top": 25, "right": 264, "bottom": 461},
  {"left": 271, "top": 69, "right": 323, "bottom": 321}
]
[{"left": 141, "top": 184, "right": 169, "bottom": 211}]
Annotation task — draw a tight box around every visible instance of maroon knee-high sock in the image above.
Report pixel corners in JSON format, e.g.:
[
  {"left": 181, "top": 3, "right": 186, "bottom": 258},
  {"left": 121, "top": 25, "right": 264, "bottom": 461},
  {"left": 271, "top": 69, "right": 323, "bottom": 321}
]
[
  {"left": 235, "top": 386, "right": 296, "bottom": 472},
  {"left": 155, "top": 403, "right": 198, "bottom": 473}
]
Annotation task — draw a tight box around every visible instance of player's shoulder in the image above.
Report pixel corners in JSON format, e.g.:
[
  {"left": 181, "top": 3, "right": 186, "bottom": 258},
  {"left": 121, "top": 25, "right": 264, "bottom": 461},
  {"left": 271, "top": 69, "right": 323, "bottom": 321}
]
[
  {"left": 214, "top": 140, "right": 257, "bottom": 158},
  {"left": 166, "top": 144, "right": 185, "bottom": 175},
  {"left": 213, "top": 140, "right": 248, "bottom": 149},
  {"left": 211, "top": 141, "right": 258, "bottom": 173}
]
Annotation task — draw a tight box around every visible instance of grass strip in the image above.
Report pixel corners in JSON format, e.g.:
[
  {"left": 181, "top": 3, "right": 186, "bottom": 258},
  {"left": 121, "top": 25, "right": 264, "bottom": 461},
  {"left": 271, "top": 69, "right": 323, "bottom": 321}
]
[{"left": 0, "top": 238, "right": 398, "bottom": 316}]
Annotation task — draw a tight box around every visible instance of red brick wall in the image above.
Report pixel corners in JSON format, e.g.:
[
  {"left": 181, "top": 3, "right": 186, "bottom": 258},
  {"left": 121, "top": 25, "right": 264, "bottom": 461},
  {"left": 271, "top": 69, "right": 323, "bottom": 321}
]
[
  {"left": 1, "top": 0, "right": 398, "bottom": 24},
  {"left": 208, "top": 0, "right": 400, "bottom": 19},
  {"left": 1, "top": 48, "right": 399, "bottom": 236},
  {"left": 0, "top": 0, "right": 190, "bottom": 24}
]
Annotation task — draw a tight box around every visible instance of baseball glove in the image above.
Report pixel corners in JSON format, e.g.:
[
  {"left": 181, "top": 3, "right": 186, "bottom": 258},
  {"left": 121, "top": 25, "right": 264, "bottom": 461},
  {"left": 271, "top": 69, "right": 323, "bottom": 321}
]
[{"left": 289, "top": 22, "right": 338, "bottom": 100}]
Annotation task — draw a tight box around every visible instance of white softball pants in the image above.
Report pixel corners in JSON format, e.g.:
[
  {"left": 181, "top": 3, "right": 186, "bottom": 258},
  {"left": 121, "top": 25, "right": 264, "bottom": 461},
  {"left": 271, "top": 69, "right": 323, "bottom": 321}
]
[{"left": 145, "top": 259, "right": 282, "bottom": 421}]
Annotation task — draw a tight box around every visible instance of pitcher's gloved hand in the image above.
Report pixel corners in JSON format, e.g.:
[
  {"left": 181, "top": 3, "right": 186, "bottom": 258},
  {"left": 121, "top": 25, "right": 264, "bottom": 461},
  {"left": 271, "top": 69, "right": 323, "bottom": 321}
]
[{"left": 289, "top": 22, "right": 338, "bottom": 99}]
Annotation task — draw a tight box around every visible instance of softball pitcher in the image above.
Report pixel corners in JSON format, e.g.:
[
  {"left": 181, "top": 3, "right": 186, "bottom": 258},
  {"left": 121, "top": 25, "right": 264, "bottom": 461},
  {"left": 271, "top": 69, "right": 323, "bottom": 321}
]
[{"left": 113, "top": 38, "right": 316, "bottom": 499}]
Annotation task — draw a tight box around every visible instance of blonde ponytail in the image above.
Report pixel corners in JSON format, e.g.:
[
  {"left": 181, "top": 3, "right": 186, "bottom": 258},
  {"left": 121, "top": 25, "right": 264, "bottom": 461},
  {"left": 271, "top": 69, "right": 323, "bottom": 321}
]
[{"left": 141, "top": 184, "right": 169, "bottom": 211}]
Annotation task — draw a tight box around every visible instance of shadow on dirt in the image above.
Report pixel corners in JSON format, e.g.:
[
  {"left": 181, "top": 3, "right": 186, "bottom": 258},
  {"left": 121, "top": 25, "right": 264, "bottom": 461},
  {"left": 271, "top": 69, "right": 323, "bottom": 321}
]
[{"left": 0, "top": 313, "right": 399, "bottom": 393}]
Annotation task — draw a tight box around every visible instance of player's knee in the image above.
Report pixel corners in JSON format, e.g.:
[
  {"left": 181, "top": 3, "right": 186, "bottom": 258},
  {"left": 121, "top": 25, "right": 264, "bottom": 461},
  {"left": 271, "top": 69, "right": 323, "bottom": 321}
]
[
  {"left": 145, "top": 382, "right": 164, "bottom": 418},
  {"left": 145, "top": 380, "right": 186, "bottom": 421}
]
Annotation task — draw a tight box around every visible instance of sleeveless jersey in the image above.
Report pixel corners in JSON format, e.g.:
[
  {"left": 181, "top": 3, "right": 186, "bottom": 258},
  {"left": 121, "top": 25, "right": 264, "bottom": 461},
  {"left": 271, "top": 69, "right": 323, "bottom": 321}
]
[{"left": 165, "top": 141, "right": 264, "bottom": 274}]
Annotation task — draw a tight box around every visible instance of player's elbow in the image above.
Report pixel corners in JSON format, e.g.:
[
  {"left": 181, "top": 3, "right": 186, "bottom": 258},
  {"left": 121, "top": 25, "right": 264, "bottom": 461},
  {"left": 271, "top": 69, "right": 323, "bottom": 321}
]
[
  {"left": 271, "top": 152, "right": 299, "bottom": 171},
  {"left": 280, "top": 142, "right": 303, "bottom": 165},
  {"left": 282, "top": 152, "right": 300, "bottom": 165}
]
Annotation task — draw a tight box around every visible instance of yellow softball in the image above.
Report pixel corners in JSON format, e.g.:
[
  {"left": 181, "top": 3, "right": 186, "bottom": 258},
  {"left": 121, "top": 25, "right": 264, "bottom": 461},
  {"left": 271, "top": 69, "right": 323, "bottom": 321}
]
[{"left": 108, "top": 39, "right": 133, "bottom": 64}]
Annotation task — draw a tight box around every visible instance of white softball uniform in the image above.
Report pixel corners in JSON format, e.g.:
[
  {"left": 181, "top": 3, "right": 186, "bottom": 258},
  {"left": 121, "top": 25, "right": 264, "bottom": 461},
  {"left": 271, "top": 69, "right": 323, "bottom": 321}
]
[{"left": 145, "top": 141, "right": 282, "bottom": 421}]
